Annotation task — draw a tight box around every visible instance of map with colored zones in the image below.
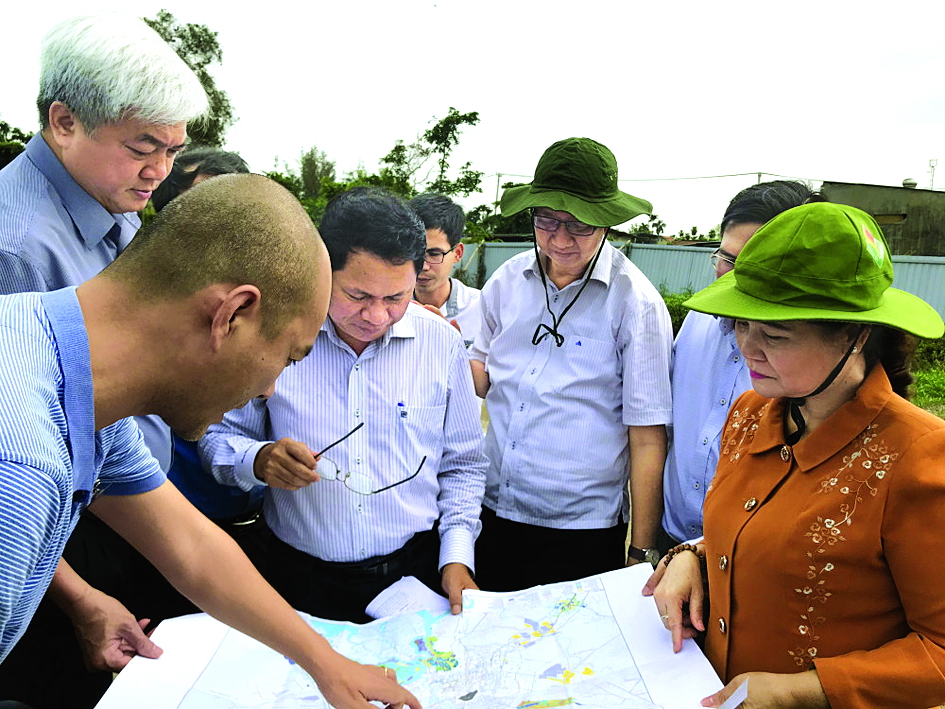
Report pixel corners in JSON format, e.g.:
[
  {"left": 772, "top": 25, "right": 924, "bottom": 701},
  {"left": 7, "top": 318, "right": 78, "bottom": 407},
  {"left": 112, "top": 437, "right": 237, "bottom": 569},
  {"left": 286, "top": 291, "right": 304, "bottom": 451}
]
[
  {"left": 98, "top": 566, "right": 722, "bottom": 708},
  {"left": 180, "top": 575, "right": 658, "bottom": 708}
]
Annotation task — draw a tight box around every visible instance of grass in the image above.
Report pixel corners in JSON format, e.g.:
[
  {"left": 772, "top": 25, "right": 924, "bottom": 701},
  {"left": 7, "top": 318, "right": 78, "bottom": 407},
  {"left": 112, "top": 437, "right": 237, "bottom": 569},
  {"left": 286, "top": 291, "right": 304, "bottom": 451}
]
[{"left": 914, "top": 368, "right": 945, "bottom": 420}]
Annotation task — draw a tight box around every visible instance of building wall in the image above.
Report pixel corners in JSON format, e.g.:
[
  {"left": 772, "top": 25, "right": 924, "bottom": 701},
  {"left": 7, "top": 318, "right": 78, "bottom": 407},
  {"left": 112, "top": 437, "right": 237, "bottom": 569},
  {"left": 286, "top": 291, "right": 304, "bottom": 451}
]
[{"left": 821, "top": 181, "right": 945, "bottom": 256}]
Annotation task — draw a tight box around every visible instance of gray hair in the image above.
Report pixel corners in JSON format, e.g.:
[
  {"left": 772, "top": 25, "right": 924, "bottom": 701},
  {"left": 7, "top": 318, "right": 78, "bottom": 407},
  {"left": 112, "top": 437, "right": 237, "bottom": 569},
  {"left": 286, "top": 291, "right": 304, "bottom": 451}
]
[{"left": 38, "top": 13, "right": 208, "bottom": 132}]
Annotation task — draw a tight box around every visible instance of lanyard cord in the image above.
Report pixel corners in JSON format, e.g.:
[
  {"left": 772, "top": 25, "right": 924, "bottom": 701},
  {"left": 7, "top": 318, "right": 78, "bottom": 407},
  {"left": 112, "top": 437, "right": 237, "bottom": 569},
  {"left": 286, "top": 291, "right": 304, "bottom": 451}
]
[
  {"left": 785, "top": 326, "right": 866, "bottom": 445},
  {"left": 531, "top": 236, "right": 606, "bottom": 347}
]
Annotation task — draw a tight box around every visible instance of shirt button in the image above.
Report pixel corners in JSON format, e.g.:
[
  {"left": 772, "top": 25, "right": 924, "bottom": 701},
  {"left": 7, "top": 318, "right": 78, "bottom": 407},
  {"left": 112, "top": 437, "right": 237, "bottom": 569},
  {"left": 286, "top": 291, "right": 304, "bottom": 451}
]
[
  {"left": 744, "top": 497, "right": 757, "bottom": 511},
  {"left": 356, "top": 457, "right": 362, "bottom": 464},
  {"left": 530, "top": 368, "right": 536, "bottom": 375},
  {"left": 702, "top": 437, "right": 708, "bottom": 445},
  {"left": 519, "top": 403, "right": 524, "bottom": 412},
  {"left": 354, "top": 363, "right": 360, "bottom": 370},
  {"left": 511, "top": 441, "right": 516, "bottom": 450},
  {"left": 733, "top": 355, "right": 740, "bottom": 362},
  {"left": 693, "top": 482, "right": 700, "bottom": 490},
  {"left": 355, "top": 409, "right": 360, "bottom": 417},
  {"left": 719, "top": 555, "right": 728, "bottom": 571},
  {"left": 780, "top": 446, "right": 791, "bottom": 462},
  {"left": 719, "top": 618, "right": 727, "bottom": 634},
  {"left": 719, "top": 398, "right": 727, "bottom": 405}
]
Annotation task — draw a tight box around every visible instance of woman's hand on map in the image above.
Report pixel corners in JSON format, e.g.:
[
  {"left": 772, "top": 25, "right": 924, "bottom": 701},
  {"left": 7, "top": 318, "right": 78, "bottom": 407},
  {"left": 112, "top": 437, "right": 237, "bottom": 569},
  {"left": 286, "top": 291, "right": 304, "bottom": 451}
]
[
  {"left": 641, "top": 552, "right": 705, "bottom": 653},
  {"left": 441, "top": 563, "right": 477, "bottom": 615},
  {"left": 311, "top": 653, "right": 422, "bottom": 709},
  {"left": 700, "top": 670, "right": 829, "bottom": 708}
]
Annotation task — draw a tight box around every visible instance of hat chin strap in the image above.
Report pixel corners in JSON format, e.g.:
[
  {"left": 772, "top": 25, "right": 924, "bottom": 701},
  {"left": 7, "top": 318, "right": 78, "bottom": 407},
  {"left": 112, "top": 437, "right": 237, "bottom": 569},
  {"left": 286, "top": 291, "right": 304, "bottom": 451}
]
[
  {"left": 531, "top": 234, "right": 606, "bottom": 347},
  {"left": 785, "top": 326, "right": 866, "bottom": 445}
]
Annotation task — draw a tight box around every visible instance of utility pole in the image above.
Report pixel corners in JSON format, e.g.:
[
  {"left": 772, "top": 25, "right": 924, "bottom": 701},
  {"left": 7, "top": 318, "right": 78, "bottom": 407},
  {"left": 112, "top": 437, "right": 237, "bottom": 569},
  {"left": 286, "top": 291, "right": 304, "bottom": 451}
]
[
  {"left": 493, "top": 173, "right": 502, "bottom": 216},
  {"left": 930, "top": 159, "right": 938, "bottom": 190}
]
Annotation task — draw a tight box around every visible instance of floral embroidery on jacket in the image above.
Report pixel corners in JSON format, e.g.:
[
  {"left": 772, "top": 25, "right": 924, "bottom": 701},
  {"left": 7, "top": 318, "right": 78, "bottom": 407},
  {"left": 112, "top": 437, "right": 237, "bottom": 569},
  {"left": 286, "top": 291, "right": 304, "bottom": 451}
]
[
  {"left": 789, "top": 423, "right": 898, "bottom": 668},
  {"left": 720, "top": 403, "right": 768, "bottom": 464}
]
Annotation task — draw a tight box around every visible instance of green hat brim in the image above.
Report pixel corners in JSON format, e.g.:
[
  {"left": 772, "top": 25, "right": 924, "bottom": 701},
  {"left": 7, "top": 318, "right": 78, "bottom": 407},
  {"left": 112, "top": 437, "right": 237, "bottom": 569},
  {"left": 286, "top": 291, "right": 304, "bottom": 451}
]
[
  {"left": 501, "top": 184, "right": 652, "bottom": 228},
  {"left": 685, "top": 272, "right": 945, "bottom": 340}
]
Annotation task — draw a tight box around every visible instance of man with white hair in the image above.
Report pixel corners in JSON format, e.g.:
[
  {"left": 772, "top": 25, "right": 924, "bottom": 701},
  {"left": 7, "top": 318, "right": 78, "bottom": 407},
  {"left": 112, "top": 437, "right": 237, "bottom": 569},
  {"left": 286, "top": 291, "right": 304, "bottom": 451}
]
[{"left": 0, "top": 13, "right": 206, "bottom": 706}]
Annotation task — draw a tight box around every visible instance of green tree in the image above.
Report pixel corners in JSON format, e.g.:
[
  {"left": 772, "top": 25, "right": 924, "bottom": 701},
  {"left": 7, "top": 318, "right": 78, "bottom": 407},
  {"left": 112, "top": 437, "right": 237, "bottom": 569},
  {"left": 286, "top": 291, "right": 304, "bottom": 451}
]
[
  {"left": 143, "top": 10, "right": 235, "bottom": 147},
  {"left": 299, "top": 146, "right": 336, "bottom": 201},
  {"left": 379, "top": 107, "right": 483, "bottom": 198},
  {"left": 0, "top": 120, "right": 32, "bottom": 169}
]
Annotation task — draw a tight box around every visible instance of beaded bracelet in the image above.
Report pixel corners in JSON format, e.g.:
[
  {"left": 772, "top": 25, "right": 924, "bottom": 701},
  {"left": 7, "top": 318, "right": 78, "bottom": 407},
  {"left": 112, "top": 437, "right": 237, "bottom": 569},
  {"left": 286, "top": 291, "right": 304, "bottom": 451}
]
[{"left": 663, "top": 543, "right": 705, "bottom": 568}]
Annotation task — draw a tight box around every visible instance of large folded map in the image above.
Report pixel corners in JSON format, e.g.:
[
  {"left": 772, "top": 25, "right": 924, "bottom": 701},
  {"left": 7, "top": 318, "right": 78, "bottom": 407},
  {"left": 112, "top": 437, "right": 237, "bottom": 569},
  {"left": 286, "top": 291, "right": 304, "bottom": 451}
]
[{"left": 97, "top": 564, "right": 721, "bottom": 708}]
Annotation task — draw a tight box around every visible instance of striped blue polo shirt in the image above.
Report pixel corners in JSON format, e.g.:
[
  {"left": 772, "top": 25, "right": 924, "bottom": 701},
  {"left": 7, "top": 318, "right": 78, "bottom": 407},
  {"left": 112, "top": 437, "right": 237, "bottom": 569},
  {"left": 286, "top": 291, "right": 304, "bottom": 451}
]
[{"left": 0, "top": 287, "right": 164, "bottom": 662}]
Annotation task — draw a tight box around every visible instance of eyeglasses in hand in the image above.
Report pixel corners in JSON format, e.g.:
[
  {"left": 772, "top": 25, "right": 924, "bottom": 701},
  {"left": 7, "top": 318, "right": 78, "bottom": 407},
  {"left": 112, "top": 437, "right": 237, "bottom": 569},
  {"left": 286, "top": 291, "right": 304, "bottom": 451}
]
[{"left": 315, "top": 422, "right": 426, "bottom": 495}]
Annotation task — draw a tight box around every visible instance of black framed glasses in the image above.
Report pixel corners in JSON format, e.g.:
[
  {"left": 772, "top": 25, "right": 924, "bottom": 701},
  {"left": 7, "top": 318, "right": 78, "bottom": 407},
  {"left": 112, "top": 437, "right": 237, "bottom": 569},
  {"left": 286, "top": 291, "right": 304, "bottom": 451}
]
[
  {"left": 424, "top": 246, "right": 457, "bottom": 264},
  {"left": 315, "top": 422, "right": 425, "bottom": 495},
  {"left": 532, "top": 211, "right": 598, "bottom": 237},
  {"left": 710, "top": 249, "right": 737, "bottom": 272}
]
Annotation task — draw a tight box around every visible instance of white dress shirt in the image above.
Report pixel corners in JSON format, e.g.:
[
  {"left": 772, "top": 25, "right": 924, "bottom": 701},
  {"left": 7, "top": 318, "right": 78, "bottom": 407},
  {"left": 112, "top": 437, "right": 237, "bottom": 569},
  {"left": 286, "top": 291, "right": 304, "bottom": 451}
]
[
  {"left": 469, "top": 243, "right": 673, "bottom": 529},
  {"left": 444, "top": 277, "right": 482, "bottom": 350},
  {"left": 200, "top": 304, "right": 486, "bottom": 571}
]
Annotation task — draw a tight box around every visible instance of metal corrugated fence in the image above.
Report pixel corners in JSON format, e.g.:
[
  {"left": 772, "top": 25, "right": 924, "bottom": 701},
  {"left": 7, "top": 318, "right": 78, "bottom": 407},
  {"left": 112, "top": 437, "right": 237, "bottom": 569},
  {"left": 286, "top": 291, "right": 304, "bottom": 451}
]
[{"left": 458, "top": 243, "right": 945, "bottom": 318}]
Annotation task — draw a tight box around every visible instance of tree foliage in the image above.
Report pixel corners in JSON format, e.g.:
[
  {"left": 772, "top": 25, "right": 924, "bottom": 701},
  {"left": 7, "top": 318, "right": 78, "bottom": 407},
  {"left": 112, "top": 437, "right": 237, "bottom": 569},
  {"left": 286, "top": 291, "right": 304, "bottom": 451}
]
[
  {"left": 143, "top": 10, "right": 235, "bottom": 147},
  {"left": 0, "top": 120, "right": 32, "bottom": 170},
  {"left": 299, "top": 146, "right": 336, "bottom": 201},
  {"left": 378, "top": 107, "right": 483, "bottom": 198}
]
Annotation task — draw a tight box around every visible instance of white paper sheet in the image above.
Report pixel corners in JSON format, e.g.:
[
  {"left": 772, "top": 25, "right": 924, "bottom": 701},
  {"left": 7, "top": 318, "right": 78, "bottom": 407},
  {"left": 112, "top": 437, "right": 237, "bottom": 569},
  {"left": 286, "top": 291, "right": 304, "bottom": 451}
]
[{"left": 365, "top": 575, "right": 450, "bottom": 619}]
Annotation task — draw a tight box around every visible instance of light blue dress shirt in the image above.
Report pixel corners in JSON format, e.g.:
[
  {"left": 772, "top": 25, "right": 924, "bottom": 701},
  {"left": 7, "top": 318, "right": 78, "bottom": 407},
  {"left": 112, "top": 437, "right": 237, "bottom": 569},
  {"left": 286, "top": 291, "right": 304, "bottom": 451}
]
[
  {"left": 0, "top": 288, "right": 164, "bottom": 662},
  {"left": 200, "top": 304, "right": 486, "bottom": 572},
  {"left": 469, "top": 243, "right": 673, "bottom": 530},
  {"left": 661, "top": 310, "right": 751, "bottom": 542},
  {"left": 0, "top": 134, "right": 171, "bottom": 470}
]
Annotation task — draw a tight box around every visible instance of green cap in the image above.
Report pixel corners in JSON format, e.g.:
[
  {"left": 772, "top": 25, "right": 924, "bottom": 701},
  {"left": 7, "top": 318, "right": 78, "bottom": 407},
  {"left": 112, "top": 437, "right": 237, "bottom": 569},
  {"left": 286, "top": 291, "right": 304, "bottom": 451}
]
[
  {"left": 684, "top": 202, "right": 944, "bottom": 339},
  {"left": 500, "top": 137, "right": 652, "bottom": 227}
]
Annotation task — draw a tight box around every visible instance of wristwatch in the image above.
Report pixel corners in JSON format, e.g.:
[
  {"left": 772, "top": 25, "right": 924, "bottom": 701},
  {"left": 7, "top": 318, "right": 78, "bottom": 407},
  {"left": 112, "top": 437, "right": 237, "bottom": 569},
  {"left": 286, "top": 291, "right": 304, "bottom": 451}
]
[{"left": 627, "top": 545, "right": 661, "bottom": 568}]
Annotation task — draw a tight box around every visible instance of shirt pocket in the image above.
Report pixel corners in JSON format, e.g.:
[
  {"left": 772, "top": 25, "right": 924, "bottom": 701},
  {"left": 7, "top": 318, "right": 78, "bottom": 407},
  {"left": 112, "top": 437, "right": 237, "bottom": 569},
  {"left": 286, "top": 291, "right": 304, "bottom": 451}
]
[
  {"left": 557, "top": 335, "right": 617, "bottom": 392},
  {"left": 388, "top": 403, "right": 447, "bottom": 460}
]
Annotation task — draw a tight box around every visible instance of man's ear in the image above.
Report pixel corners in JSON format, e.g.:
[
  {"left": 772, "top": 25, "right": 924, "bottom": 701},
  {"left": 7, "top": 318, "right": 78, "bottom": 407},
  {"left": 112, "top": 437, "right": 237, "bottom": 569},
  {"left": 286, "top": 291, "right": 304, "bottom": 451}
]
[
  {"left": 453, "top": 241, "right": 464, "bottom": 264},
  {"left": 208, "top": 285, "right": 263, "bottom": 352},
  {"left": 46, "top": 102, "right": 80, "bottom": 148}
]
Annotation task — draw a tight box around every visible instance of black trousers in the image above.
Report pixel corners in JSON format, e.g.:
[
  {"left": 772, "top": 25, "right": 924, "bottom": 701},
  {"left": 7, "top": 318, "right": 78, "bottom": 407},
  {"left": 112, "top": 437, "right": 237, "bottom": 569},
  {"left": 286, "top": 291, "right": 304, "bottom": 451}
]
[
  {"left": 474, "top": 505, "right": 629, "bottom": 592},
  {"left": 265, "top": 527, "right": 442, "bottom": 624}
]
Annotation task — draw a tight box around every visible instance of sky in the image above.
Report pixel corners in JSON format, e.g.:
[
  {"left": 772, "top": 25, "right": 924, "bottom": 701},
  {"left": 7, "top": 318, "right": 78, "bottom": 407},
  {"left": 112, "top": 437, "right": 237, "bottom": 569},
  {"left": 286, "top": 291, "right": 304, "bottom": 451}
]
[{"left": 2, "top": 0, "right": 943, "bottom": 235}]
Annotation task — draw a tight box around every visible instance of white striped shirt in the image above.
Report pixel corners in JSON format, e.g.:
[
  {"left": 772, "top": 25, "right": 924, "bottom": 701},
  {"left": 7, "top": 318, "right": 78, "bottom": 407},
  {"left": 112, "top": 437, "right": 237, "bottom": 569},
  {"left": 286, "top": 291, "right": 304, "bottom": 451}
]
[
  {"left": 469, "top": 242, "right": 673, "bottom": 529},
  {"left": 0, "top": 288, "right": 164, "bottom": 662},
  {"left": 200, "top": 304, "right": 486, "bottom": 571}
]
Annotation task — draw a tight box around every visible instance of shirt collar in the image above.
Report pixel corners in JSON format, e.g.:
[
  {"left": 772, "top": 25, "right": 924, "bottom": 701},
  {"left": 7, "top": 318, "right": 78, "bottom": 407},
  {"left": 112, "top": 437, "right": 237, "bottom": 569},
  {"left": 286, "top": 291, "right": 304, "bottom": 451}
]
[
  {"left": 749, "top": 364, "right": 893, "bottom": 471},
  {"left": 320, "top": 304, "right": 420, "bottom": 354},
  {"left": 26, "top": 134, "right": 122, "bottom": 249},
  {"left": 522, "top": 239, "right": 615, "bottom": 288}
]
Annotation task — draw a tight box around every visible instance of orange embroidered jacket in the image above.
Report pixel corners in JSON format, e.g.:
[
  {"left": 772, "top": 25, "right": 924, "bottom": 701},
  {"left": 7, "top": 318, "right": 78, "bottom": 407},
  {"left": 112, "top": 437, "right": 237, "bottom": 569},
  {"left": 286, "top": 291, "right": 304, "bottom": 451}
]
[{"left": 703, "top": 365, "right": 945, "bottom": 708}]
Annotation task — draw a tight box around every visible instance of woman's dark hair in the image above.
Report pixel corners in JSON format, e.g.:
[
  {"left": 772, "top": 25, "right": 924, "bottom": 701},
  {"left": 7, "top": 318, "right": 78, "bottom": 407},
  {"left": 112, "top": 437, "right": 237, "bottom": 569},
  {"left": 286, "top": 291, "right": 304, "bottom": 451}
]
[
  {"left": 816, "top": 322, "right": 916, "bottom": 398},
  {"left": 721, "top": 180, "right": 825, "bottom": 235},
  {"left": 151, "top": 147, "right": 250, "bottom": 212}
]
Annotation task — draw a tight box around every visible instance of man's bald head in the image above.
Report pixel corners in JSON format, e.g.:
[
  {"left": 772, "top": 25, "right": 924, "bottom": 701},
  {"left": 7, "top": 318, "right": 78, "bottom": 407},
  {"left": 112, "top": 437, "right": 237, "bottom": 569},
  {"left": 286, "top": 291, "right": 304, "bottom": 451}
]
[{"left": 104, "top": 174, "right": 324, "bottom": 338}]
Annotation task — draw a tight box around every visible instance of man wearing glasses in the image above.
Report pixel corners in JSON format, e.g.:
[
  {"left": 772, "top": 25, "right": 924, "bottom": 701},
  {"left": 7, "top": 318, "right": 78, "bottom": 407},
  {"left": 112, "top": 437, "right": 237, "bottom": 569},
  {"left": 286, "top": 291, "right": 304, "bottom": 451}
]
[
  {"left": 658, "top": 181, "right": 820, "bottom": 554},
  {"left": 201, "top": 187, "right": 486, "bottom": 622},
  {"left": 410, "top": 193, "right": 481, "bottom": 349},
  {"left": 469, "top": 137, "right": 673, "bottom": 591}
]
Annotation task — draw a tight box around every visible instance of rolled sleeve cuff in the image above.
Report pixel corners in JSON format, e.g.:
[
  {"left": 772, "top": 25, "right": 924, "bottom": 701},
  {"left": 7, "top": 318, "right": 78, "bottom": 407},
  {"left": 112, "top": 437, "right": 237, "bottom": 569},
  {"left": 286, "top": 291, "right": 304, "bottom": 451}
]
[
  {"left": 438, "top": 526, "right": 476, "bottom": 575},
  {"left": 234, "top": 440, "right": 271, "bottom": 489}
]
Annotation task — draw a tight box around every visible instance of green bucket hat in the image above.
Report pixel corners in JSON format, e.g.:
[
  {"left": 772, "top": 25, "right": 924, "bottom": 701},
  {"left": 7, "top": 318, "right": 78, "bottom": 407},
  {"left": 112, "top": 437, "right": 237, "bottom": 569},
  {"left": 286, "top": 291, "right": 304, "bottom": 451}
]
[
  {"left": 500, "top": 137, "right": 652, "bottom": 227},
  {"left": 684, "top": 202, "right": 944, "bottom": 339}
]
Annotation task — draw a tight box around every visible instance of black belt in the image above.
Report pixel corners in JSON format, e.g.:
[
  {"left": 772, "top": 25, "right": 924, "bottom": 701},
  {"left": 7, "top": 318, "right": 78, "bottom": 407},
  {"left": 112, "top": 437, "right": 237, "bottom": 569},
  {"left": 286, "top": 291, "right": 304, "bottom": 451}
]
[
  {"left": 214, "top": 505, "right": 263, "bottom": 529},
  {"left": 274, "top": 528, "right": 437, "bottom": 580}
]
